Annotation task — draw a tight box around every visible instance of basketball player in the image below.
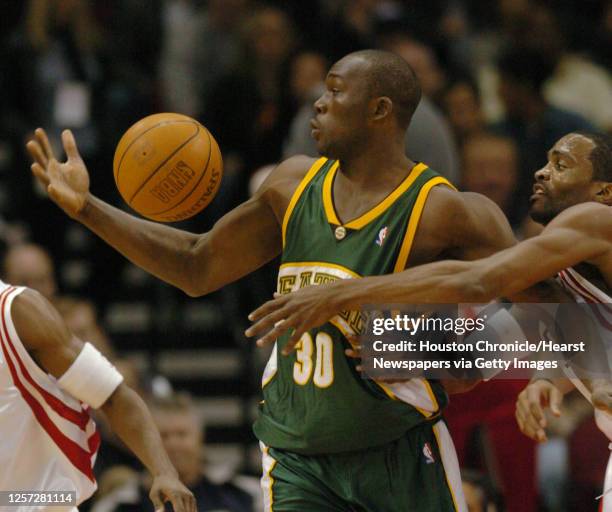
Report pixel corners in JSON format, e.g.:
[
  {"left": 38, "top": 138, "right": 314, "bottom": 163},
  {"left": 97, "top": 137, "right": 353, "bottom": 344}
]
[
  {"left": 27, "top": 50, "right": 564, "bottom": 511},
  {"left": 246, "top": 132, "right": 611, "bottom": 346},
  {"left": 246, "top": 130, "right": 612, "bottom": 506},
  {"left": 0, "top": 282, "right": 195, "bottom": 512}
]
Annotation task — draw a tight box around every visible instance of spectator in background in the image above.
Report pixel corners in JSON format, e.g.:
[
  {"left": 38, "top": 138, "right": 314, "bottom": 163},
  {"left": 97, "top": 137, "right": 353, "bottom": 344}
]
[
  {"left": 441, "top": 75, "right": 485, "bottom": 144},
  {"left": 493, "top": 47, "right": 596, "bottom": 222},
  {"left": 515, "top": 2, "right": 612, "bottom": 133},
  {"left": 205, "top": 6, "right": 296, "bottom": 173},
  {"left": 102, "top": 0, "right": 162, "bottom": 141},
  {"left": 380, "top": 34, "right": 459, "bottom": 182},
  {"left": 3, "top": 242, "right": 58, "bottom": 300},
  {"left": 320, "top": 0, "right": 379, "bottom": 63},
  {"left": 382, "top": 35, "right": 446, "bottom": 102},
  {"left": 92, "top": 393, "right": 254, "bottom": 512},
  {"left": 0, "top": 0, "right": 111, "bottom": 253},
  {"left": 159, "top": 0, "right": 248, "bottom": 118},
  {"left": 460, "top": 132, "right": 527, "bottom": 232}
]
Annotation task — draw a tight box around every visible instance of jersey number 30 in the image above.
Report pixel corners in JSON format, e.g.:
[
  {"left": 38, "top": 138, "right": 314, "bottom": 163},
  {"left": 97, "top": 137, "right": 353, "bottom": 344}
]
[{"left": 293, "top": 332, "right": 334, "bottom": 388}]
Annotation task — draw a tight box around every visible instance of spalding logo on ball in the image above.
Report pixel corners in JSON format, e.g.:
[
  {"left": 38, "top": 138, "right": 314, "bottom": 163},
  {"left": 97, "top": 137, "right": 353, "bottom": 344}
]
[{"left": 113, "top": 113, "right": 223, "bottom": 222}]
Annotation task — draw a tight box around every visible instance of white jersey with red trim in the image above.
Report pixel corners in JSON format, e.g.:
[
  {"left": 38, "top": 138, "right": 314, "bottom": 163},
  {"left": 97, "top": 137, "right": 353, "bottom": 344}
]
[
  {"left": 557, "top": 268, "right": 612, "bottom": 511},
  {"left": 557, "top": 267, "right": 612, "bottom": 304},
  {"left": 0, "top": 283, "right": 99, "bottom": 511}
]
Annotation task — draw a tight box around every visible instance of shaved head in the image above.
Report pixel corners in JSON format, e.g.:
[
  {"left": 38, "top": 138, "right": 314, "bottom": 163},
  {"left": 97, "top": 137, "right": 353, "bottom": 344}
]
[{"left": 346, "top": 50, "right": 422, "bottom": 129}]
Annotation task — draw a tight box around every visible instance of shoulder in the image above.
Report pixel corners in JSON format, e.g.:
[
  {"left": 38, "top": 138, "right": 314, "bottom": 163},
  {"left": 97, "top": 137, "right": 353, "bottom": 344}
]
[
  {"left": 255, "top": 155, "right": 319, "bottom": 209},
  {"left": 426, "top": 187, "right": 511, "bottom": 229},
  {"left": 420, "top": 187, "right": 516, "bottom": 257}
]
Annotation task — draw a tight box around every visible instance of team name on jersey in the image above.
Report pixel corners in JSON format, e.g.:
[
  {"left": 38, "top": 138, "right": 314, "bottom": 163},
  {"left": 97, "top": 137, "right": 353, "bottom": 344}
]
[{"left": 278, "top": 263, "right": 363, "bottom": 336}]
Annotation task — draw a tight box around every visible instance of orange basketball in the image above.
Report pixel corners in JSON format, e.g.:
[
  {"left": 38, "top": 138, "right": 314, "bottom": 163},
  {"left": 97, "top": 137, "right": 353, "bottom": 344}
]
[{"left": 113, "top": 113, "right": 223, "bottom": 222}]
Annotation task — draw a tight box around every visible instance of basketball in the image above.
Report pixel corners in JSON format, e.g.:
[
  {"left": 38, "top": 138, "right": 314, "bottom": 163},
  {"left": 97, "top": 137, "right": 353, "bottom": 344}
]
[{"left": 113, "top": 113, "right": 223, "bottom": 222}]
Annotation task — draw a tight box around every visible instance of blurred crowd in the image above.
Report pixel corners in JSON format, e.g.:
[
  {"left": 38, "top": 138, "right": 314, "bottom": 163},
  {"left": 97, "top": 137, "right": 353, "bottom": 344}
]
[{"left": 0, "top": 0, "right": 610, "bottom": 511}]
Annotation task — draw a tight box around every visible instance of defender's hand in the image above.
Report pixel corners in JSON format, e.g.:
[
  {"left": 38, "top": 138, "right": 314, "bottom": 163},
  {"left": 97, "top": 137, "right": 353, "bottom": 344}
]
[
  {"left": 515, "top": 379, "right": 563, "bottom": 443},
  {"left": 246, "top": 282, "right": 346, "bottom": 355},
  {"left": 26, "top": 128, "right": 90, "bottom": 218},
  {"left": 591, "top": 379, "right": 612, "bottom": 413},
  {"left": 149, "top": 474, "right": 196, "bottom": 512}
]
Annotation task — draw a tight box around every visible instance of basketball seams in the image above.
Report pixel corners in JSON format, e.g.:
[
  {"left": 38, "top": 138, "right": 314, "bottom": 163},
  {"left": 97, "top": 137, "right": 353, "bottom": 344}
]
[
  {"left": 115, "top": 119, "right": 198, "bottom": 183},
  {"left": 126, "top": 122, "right": 202, "bottom": 204},
  {"left": 142, "top": 128, "right": 214, "bottom": 217}
]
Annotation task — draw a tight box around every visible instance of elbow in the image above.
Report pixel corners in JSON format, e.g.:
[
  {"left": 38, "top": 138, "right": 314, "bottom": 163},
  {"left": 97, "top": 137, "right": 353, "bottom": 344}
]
[{"left": 180, "top": 237, "right": 211, "bottom": 297}]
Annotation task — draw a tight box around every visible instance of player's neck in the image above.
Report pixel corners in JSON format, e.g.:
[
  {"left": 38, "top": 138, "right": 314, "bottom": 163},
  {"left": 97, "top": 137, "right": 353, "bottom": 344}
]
[{"left": 338, "top": 140, "right": 411, "bottom": 186}]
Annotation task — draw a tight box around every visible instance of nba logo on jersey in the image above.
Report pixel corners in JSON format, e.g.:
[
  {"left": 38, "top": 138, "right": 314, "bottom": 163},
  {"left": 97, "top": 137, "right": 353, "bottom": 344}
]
[
  {"left": 376, "top": 226, "right": 388, "bottom": 246},
  {"left": 423, "top": 442, "right": 435, "bottom": 464}
]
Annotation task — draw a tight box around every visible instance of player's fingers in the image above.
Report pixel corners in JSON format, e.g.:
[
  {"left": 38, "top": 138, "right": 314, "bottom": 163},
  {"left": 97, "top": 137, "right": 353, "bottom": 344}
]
[
  {"left": 62, "top": 129, "right": 82, "bottom": 161},
  {"left": 522, "top": 404, "right": 547, "bottom": 441},
  {"left": 525, "top": 386, "right": 546, "bottom": 427},
  {"left": 25, "top": 140, "right": 48, "bottom": 167},
  {"left": 35, "top": 128, "right": 56, "bottom": 161},
  {"left": 516, "top": 406, "right": 546, "bottom": 442},
  {"left": 549, "top": 386, "right": 563, "bottom": 416},
  {"left": 245, "top": 306, "right": 290, "bottom": 338},
  {"left": 148, "top": 490, "right": 164, "bottom": 512},
  {"left": 186, "top": 492, "right": 197, "bottom": 512},
  {"left": 248, "top": 296, "right": 288, "bottom": 322},
  {"left": 169, "top": 493, "right": 188, "bottom": 512},
  {"left": 283, "top": 321, "right": 308, "bottom": 355},
  {"left": 345, "top": 347, "right": 362, "bottom": 359},
  {"left": 31, "top": 163, "right": 50, "bottom": 187},
  {"left": 255, "top": 318, "right": 293, "bottom": 348}
]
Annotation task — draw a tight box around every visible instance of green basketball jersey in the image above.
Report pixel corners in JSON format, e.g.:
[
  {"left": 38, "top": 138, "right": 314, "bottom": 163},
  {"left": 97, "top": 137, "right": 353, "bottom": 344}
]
[{"left": 253, "top": 157, "right": 455, "bottom": 454}]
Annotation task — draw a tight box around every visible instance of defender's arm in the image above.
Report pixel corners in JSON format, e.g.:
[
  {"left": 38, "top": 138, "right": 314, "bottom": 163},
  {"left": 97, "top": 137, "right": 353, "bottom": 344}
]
[
  {"left": 12, "top": 289, "right": 195, "bottom": 512},
  {"left": 338, "top": 202, "right": 611, "bottom": 306}
]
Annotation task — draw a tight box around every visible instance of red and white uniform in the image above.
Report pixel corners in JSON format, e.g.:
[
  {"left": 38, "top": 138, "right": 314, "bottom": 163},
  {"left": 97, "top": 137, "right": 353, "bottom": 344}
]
[
  {"left": 557, "top": 267, "right": 612, "bottom": 512},
  {"left": 0, "top": 283, "right": 100, "bottom": 511}
]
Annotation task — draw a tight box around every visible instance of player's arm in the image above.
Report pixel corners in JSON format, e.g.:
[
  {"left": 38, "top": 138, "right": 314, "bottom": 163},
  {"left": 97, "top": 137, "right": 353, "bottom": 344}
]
[
  {"left": 339, "top": 202, "right": 611, "bottom": 306},
  {"left": 12, "top": 289, "right": 196, "bottom": 512},
  {"left": 246, "top": 190, "right": 520, "bottom": 349},
  {"left": 26, "top": 128, "right": 312, "bottom": 297}
]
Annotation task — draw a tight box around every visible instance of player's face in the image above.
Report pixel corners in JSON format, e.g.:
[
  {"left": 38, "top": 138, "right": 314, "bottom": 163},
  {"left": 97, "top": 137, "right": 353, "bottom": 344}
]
[
  {"left": 311, "top": 56, "right": 371, "bottom": 159},
  {"left": 530, "top": 134, "right": 596, "bottom": 224}
]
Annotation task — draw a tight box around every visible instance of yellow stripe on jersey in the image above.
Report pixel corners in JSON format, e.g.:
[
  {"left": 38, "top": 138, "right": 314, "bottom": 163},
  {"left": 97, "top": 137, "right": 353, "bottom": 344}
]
[
  {"left": 393, "top": 176, "right": 456, "bottom": 272},
  {"left": 322, "top": 162, "right": 429, "bottom": 230},
  {"left": 282, "top": 157, "right": 329, "bottom": 248}
]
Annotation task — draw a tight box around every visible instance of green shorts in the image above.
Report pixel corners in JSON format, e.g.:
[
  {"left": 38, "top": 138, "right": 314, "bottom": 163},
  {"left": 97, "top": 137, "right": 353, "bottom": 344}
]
[{"left": 259, "top": 419, "right": 464, "bottom": 512}]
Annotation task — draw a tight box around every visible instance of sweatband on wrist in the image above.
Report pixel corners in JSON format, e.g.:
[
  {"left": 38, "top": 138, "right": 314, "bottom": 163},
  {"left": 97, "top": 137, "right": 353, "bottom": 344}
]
[{"left": 57, "top": 342, "right": 124, "bottom": 408}]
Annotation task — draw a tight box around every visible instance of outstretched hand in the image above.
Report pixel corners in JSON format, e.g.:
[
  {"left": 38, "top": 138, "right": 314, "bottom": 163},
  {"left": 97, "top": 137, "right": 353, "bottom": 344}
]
[
  {"left": 245, "top": 281, "right": 348, "bottom": 355},
  {"left": 515, "top": 379, "right": 563, "bottom": 443},
  {"left": 26, "top": 128, "right": 90, "bottom": 218}
]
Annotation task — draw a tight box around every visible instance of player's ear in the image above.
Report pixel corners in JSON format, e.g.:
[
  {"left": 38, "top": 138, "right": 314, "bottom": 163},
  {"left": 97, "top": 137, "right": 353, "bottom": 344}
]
[
  {"left": 594, "top": 182, "right": 612, "bottom": 206},
  {"left": 371, "top": 97, "right": 392, "bottom": 122}
]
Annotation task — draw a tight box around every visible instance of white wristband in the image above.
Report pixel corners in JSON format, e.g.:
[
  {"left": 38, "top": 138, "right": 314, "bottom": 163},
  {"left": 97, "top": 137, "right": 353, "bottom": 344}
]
[{"left": 57, "top": 342, "right": 124, "bottom": 408}]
